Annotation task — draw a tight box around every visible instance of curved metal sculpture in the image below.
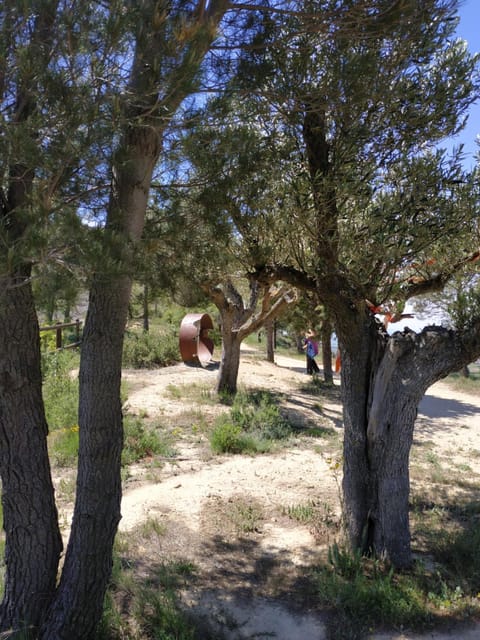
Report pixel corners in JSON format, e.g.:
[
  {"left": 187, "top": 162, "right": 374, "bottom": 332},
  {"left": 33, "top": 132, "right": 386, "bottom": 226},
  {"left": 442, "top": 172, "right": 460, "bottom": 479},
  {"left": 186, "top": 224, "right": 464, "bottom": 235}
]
[{"left": 179, "top": 313, "right": 214, "bottom": 367}]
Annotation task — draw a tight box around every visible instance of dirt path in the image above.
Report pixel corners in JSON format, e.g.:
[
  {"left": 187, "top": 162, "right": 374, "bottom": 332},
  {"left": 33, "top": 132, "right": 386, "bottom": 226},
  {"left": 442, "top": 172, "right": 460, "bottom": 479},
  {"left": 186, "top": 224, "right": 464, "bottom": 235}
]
[{"left": 119, "top": 347, "right": 480, "bottom": 640}]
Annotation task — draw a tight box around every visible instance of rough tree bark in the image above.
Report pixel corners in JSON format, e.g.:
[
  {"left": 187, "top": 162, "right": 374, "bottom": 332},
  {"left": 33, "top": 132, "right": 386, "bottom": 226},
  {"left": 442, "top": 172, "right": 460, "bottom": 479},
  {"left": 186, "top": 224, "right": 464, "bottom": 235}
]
[
  {"left": 39, "top": 275, "right": 134, "bottom": 638},
  {"left": 217, "top": 325, "right": 243, "bottom": 396},
  {"left": 320, "top": 318, "right": 333, "bottom": 384},
  {"left": 255, "top": 263, "right": 480, "bottom": 569},
  {"left": 265, "top": 319, "right": 275, "bottom": 363},
  {"left": 0, "top": 5, "right": 63, "bottom": 629},
  {"left": 338, "top": 309, "right": 480, "bottom": 568},
  {"left": 39, "top": 3, "right": 229, "bottom": 637},
  {"left": 0, "top": 276, "right": 63, "bottom": 632},
  {"left": 298, "top": 98, "right": 480, "bottom": 567}
]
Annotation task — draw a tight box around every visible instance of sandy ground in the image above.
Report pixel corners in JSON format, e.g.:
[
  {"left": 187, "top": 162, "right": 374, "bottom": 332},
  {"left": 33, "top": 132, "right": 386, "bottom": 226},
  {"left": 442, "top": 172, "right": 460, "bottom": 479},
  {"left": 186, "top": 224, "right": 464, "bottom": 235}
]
[{"left": 117, "top": 346, "right": 480, "bottom": 640}]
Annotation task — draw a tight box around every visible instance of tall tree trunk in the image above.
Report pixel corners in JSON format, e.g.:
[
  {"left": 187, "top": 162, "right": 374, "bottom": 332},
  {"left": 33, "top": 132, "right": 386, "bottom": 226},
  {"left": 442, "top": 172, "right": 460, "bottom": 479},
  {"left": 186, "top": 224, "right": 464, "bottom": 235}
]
[
  {"left": 338, "top": 317, "right": 376, "bottom": 555},
  {"left": 0, "top": 276, "right": 62, "bottom": 631},
  {"left": 40, "top": 3, "right": 229, "bottom": 630},
  {"left": 0, "top": 5, "right": 63, "bottom": 625},
  {"left": 217, "top": 329, "right": 242, "bottom": 395},
  {"left": 320, "top": 319, "right": 333, "bottom": 383},
  {"left": 41, "top": 125, "right": 159, "bottom": 639},
  {"left": 265, "top": 319, "right": 275, "bottom": 363},
  {"left": 40, "top": 275, "right": 132, "bottom": 639},
  {"left": 143, "top": 283, "right": 149, "bottom": 333},
  {"left": 210, "top": 282, "right": 295, "bottom": 396}
]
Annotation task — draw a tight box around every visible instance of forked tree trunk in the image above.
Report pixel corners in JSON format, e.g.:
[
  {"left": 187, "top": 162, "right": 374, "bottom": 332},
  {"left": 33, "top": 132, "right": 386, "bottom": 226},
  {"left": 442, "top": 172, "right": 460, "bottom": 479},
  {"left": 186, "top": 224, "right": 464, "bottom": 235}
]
[
  {"left": 216, "top": 329, "right": 243, "bottom": 395},
  {"left": 340, "top": 315, "right": 480, "bottom": 568},
  {"left": 0, "top": 277, "right": 62, "bottom": 631},
  {"left": 40, "top": 275, "right": 132, "bottom": 639}
]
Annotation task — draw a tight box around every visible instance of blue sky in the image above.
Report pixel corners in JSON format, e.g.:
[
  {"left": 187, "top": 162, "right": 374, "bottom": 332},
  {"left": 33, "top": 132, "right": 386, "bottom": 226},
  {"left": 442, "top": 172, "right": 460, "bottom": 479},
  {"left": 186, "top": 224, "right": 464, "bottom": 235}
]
[{"left": 453, "top": 0, "right": 480, "bottom": 166}]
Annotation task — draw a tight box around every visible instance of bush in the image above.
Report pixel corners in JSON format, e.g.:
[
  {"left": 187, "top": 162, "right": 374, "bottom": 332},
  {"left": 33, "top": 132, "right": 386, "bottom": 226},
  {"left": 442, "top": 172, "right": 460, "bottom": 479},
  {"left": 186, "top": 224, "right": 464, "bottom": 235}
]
[
  {"left": 209, "top": 420, "right": 256, "bottom": 454},
  {"left": 229, "top": 390, "right": 291, "bottom": 440},
  {"left": 123, "top": 329, "right": 179, "bottom": 368},
  {"left": 210, "top": 390, "right": 291, "bottom": 454},
  {"left": 42, "top": 350, "right": 79, "bottom": 431},
  {"left": 122, "top": 416, "right": 174, "bottom": 466}
]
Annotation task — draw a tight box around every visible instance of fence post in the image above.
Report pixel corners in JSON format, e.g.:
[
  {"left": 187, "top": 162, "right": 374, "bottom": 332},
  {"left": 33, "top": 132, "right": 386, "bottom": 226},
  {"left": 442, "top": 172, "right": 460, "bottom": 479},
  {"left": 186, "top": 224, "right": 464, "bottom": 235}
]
[{"left": 56, "top": 325, "right": 62, "bottom": 349}]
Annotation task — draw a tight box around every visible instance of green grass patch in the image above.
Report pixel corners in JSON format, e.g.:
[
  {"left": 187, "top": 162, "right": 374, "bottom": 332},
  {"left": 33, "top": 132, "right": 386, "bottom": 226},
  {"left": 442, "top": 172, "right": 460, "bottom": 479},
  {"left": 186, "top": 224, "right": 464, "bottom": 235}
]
[
  {"left": 315, "top": 552, "right": 427, "bottom": 638},
  {"left": 100, "top": 525, "right": 198, "bottom": 640},
  {"left": 445, "top": 366, "right": 480, "bottom": 394},
  {"left": 417, "top": 507, "right": 480, "bottom": 596},
  {"left": 284, "top": 500, "right": 335, "bottom": 525},
  {"left": 48, "top": 425, "right": 79, "bottom": 467},
  {"left": 209, "top": 390, "right": 292, "bottom": 454},
  {"left": 42, "top": 350, "right": 79, "bottom": 432},
  {"left": 122, "top": 416, "right": 175, "bottom": 466},
  {"left": 310, "top": 540, "right": 480, "bottom": 639}
]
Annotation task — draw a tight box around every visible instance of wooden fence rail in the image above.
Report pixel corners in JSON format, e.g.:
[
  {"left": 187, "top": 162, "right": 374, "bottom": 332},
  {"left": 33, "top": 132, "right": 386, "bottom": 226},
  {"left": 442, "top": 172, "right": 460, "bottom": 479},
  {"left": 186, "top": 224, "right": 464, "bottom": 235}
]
[{"left": 39, "top": 319, "right": 82, "bottom": 350}]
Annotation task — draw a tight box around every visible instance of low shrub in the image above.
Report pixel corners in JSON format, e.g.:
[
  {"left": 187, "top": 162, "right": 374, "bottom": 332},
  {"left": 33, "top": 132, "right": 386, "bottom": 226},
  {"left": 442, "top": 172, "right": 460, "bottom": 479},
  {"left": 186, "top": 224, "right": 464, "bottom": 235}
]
[
  {"left": 122, "top": 416, "right": 174, "bottom": 466},
  {"left": 123, "top": 329, "right": 179, "bottom": 368},
  {"left": 210, "top": 390, "right": 291, "bottom": 454},
  {"left": 210, "top": 420, "right": 256, "bottom": 454}
]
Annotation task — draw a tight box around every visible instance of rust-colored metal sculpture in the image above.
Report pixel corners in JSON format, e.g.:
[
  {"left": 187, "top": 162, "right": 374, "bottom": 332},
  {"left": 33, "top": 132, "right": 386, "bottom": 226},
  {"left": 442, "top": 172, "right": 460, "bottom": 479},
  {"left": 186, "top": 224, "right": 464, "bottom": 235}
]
[{"left": 179, "top": 313, "right": 214, "bottom": 367}]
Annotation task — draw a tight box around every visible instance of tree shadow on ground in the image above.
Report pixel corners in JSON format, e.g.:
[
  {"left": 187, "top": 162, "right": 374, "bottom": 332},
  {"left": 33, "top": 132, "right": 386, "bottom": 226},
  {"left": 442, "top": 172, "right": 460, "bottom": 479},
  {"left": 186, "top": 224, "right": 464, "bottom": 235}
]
[
  {"left": 128, "top": 518, "right": 480, "bottom": 640},
  {"left": 414, "top": 391, "right": 479, "bottom": 442},
  {"left": 418, "top": 393, "right": 479, "bottom": 420}
]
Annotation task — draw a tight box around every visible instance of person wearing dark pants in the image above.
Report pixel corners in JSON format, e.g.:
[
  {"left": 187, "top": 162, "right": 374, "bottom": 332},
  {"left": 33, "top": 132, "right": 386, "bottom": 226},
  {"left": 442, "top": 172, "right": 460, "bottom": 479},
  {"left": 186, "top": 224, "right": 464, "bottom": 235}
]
[{"left": 303, "top": 330, "right": 319, "bottom": 375}]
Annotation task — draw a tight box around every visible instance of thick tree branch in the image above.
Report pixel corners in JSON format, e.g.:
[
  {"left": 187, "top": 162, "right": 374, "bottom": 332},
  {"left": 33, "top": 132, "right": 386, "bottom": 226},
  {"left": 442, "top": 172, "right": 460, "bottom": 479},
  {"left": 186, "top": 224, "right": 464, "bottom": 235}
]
[{"left": 402, "top": 250, "right": 480, "bottom": 300}]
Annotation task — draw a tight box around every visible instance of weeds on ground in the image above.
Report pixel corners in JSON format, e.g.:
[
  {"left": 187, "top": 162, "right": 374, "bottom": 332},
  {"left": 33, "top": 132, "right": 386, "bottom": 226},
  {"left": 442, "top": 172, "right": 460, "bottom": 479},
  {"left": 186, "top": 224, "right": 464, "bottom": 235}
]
[
  {"left": 42, "top": 347, "right": 174, "bottom": 470},
  {"left": 312, "top": 487, "right": 480, "bottom": 640},
  {"left": 299, "top": 375, "right": 340, "bottom": 398},
  {"left": 49, "top": 425, "right": 80, "bottom": 467},
  {"left": 122, "top": 416, "right": 175, "bottom": 466},
  {"left": 412, "top": 495, "right": 480, "bottom": 595},
  {"left": 284, "top": 500, "right": 336, "bottom": 526},
  {"left": 226, "top": 497, "right": 264, "bottom": 534},
  {"left": 209, "top": 390, "right": 292, "bottom": 454},
  {"left": 99, "top": 526, "right": 199, "bottom": 640},
  {"left": 311, "top": 538, "right": 480, "bottom": 640},
  {"left": 48, "top": 415, "right": 173, "bottom": 469},
  {"left": 166, "top": 383, "right": 216, "bottom": 405},
  {"left": 445, "top": 366, "right": 480, "bottom": 394},
  {"left": 42, "top": 350, "right": 80, "bottom": 432}
]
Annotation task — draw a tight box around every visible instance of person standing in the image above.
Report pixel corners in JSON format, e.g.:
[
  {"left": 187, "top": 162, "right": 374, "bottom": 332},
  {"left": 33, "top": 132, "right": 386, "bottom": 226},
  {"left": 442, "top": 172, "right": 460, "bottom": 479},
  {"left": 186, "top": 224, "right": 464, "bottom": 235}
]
[{"left": 302, "top": 330, "right": 320, "bottom": 375}]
